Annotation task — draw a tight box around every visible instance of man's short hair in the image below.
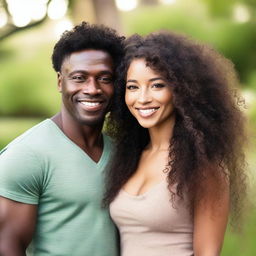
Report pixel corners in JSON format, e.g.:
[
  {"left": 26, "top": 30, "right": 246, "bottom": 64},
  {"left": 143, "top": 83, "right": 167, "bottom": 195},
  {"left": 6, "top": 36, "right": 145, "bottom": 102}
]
[{"left": 52, "top": 22, "right": 124, "bottom": 72}]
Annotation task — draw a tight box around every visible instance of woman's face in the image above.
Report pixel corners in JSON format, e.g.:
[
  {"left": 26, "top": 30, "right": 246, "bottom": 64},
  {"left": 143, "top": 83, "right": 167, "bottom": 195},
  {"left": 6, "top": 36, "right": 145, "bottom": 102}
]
[{"left": 125, "top": 58, "right": 175, "bottom": 129}]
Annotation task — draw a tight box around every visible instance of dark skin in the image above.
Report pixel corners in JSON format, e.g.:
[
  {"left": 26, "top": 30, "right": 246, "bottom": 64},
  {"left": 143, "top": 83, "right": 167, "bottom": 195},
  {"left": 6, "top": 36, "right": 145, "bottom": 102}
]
[
  {"left": 0, "top": 49, "right": 114, "bottom": 255},
  {"left": 0, "top": 199, "right": 37, "bottom": 256},
  {"left": 54, "top": 49, "right": 114, "bottom": 161}
]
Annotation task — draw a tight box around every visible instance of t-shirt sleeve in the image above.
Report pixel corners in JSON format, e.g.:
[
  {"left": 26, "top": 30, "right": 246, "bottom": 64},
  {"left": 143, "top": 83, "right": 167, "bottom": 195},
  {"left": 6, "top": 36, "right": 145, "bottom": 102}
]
[{"left": 0, "top": 144, "right": 43, "bottom": 205}]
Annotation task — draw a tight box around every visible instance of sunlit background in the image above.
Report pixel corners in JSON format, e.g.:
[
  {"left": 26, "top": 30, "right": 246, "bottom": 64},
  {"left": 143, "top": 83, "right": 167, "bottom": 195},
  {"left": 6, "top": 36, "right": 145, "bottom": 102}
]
[{"left": 0, "top": 0, "right": 255, "bottom": 255}]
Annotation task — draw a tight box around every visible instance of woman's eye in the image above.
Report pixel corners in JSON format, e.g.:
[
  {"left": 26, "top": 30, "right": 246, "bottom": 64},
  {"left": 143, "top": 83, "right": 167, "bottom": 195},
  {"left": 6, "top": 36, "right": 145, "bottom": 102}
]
[
  {"left": 152, "top": 83, "right": 165, "bottom": 88},
  {"left": 126, "top": 85, "right": 138, "bottom": 90}
]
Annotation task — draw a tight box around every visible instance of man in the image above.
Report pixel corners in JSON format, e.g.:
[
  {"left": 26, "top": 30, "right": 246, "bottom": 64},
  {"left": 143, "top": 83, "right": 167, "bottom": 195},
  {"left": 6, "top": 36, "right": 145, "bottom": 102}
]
[{"left": 0, "top": 22, "right": 124, "bottom": 255}]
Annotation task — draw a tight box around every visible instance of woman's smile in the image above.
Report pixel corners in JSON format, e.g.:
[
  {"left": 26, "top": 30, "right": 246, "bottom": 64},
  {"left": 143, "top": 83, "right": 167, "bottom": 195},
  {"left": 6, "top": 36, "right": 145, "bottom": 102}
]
[
  {"left": 125, "top": 58, "right": 175, "bottom": 129},
  {"left": 135, "top": 107, "right": 159, "bottom": 117}
]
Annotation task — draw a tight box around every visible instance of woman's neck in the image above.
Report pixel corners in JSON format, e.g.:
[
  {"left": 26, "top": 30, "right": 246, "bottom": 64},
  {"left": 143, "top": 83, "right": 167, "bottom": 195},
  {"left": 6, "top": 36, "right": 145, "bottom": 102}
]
[{"left": 147, "top": 116, "right": 175, "bottom": 152}]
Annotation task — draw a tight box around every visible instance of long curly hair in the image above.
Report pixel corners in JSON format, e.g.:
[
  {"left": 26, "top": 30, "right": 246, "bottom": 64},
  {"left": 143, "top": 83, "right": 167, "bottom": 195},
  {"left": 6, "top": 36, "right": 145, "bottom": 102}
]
[{"left": 104, "top": 31, "right": 247, "bottom": 223}]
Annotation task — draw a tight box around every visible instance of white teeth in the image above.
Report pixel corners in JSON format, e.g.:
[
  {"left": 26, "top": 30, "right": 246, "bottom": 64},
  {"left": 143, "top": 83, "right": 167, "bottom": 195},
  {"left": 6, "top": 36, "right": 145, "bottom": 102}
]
[
  {"left": 139, "top": 109, "right": 156, "bottom": 114},
  {"left": 138, "top": 108, "right": 158, "bottom": 116},
  {"left": 80, "top": 102, "right": 100, "bottom": 107}
]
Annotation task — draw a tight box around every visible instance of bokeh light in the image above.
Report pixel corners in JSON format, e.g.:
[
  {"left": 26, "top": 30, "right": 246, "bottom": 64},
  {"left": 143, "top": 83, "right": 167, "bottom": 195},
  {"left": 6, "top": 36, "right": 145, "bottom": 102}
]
[
  {"left": 47, "top": 0, "right": 68, "bottom": 20},
  {"left": 159, "top": 0, "right": 176, "bottom": 5},
  {"left": 6, "top": 0, "right": 48, "bottom": 27},
  {"left": 31, "top": 2, "right": 47, "bottom": 21},
  {"left": 4, "top": 0, "right": 68, "bottom": 27},
  {"left": 0, "top": 8, "right": 8, "bottom": 28},
  {"left": 233, "top": 4, "right": 250, "bottom": 23},
  {"left": 54, "top": 18, "right": 73, "bottom": 38},
  {"left": 115, "top": 0, "right": 138, "bottom": 12},
  {"left": 12, "top": 14, "right": 31, "bottom": 27}
]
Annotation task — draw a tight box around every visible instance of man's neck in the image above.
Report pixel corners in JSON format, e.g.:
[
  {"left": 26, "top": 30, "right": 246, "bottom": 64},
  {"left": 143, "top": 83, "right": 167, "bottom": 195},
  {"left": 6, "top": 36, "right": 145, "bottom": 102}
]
[{"left": 51, "top": 112, "right": 104, "bottom": 162}]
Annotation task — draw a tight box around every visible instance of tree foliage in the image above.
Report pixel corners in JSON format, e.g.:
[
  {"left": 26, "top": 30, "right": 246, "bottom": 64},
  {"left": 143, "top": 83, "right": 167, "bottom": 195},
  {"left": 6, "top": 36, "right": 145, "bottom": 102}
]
[
  {"left": 0, "top": 0, "right": 52, "bottom": 41},
  {"left": 0, "top": 0, "right": 121, "bottom": 42}
]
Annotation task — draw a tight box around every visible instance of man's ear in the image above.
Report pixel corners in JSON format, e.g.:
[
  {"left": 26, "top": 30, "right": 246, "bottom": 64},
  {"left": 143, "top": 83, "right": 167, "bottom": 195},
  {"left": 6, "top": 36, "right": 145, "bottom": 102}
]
[{"left": 57, "top": 72, "right": 62, "bottom": 92}]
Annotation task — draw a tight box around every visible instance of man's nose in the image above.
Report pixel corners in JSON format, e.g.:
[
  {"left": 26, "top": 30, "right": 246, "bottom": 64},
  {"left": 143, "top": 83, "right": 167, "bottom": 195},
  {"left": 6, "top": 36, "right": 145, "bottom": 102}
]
[{"left": 82, "top": 78, "right": 102, "bottom": 95}]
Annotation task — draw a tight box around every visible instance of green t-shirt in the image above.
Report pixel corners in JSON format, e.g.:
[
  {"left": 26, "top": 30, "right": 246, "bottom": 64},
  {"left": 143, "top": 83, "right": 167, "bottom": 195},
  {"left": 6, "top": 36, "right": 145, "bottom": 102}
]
[{"left": 0, "top": 119, "right": 118, "bottom": 256}]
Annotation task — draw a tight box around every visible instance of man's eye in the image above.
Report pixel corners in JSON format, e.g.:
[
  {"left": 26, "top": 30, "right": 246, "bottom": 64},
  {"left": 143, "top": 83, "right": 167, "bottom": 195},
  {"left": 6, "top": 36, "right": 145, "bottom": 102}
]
[
  {"left": 72, "top": 75, "right": 84, "bottom": 82},
  {"left": 98, "top": 77, "right": 113, "bottom": 83},
  {"left": 126, "top": 85, "right": 138, "bottom": 90}
]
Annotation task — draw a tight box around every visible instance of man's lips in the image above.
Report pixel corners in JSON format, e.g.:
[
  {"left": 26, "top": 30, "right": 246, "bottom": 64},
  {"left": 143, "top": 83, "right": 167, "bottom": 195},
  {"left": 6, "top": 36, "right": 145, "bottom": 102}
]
[
  {"left": 77, "top": 99, "right": 104, "bottom": 111},
  {"left": 80, "top": 101, "right": 101, "bottom": 107}
]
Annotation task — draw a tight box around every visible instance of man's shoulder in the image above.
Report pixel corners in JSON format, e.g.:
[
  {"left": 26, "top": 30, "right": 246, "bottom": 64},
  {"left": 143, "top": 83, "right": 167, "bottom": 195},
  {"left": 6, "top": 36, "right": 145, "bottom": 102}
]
[
  {"left": 0, "top": 120, "right": 53, "bottom": 204},
  {"left": 0, "top": 119, "right": 64, "bottom": 181},
  {"left": 1, "top": 119, "right": 56, "bottom": 154}
]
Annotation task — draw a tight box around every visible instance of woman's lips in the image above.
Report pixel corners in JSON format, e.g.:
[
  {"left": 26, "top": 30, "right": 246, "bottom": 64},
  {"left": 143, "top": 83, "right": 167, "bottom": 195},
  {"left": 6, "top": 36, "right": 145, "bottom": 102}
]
[{"left": 136, "top": 107, "right": 159, "bottom": 117}]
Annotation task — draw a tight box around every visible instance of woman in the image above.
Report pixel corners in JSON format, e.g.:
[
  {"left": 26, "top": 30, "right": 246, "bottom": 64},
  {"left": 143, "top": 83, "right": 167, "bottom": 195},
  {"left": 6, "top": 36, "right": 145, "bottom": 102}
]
[{"left": 104, "top": 31, "right": 247, "bottom": 256}]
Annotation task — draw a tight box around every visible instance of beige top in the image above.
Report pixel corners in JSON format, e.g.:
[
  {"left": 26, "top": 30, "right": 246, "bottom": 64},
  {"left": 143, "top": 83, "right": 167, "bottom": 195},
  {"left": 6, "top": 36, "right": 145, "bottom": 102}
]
[{"left": 110, "top": 179, "right": 193, "bottom": 256}]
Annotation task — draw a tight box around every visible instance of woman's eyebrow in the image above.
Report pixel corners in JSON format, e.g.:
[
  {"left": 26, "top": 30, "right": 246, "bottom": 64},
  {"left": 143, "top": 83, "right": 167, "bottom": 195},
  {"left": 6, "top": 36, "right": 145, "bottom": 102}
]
[
  {"left": 126, "top": 79, "right": 137, "bottom": 83},
  {"left": 149, "top": 77, "right": 163, "bottom": 82},
  {"left": 127, "top": 77, "right": 163, "bottom": 83}
]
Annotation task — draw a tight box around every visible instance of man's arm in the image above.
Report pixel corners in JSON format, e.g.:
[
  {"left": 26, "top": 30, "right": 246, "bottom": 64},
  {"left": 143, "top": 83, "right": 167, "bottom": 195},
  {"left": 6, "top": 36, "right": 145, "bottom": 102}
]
[{"left": 0, "top": 196, "right": 37, "bottom": 256}]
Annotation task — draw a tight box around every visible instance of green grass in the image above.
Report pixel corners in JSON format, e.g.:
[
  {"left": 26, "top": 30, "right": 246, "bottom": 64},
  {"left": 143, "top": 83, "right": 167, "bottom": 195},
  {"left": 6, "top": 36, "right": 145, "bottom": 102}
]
[{"left": 222, "top": 206, "right": 256, "bottom": 255}]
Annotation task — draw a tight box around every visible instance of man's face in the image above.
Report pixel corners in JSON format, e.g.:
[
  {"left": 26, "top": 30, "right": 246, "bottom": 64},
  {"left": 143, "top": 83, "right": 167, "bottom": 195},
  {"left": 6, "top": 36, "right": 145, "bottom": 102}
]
[{"left": 58, "top": 49, "right": 114, "bottom": 126}]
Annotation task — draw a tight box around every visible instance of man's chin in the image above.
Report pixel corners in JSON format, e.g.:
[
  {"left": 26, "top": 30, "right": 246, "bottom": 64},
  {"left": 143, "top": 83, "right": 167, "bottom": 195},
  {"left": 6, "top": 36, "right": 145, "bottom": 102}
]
[{"left": 77, "top": 117, "right": 105, "bottom": 127}]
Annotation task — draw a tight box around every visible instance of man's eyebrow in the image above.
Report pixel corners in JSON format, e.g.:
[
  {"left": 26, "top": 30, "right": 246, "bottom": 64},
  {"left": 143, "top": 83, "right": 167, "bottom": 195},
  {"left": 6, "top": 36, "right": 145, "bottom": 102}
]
[
  {"left": 68, "top": 70, "right": 88, "bottom": 76},
  {"left": 97, "top": 70, "right": 113, "bottom": 75},
  {"left": 68, "top": 70, "right": 113, "bottom": 76}
]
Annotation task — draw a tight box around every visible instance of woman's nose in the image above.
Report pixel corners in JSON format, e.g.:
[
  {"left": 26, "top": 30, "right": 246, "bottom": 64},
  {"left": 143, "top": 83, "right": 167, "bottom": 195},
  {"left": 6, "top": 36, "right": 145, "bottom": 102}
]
[{"left": 137, "top": 88, "right": 152, "bottom": 104}]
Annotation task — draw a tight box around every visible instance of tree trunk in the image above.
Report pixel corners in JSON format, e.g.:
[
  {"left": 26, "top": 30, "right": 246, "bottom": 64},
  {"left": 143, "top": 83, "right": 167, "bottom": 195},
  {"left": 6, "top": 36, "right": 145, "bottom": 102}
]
[
  {"left": 70, "top": 0, "right": 122, "bottom": 33},
  {"left": 70, "top": 0, "right": 96, "bottom": 24},
  {"left": 94, "top": 0, "right": 122, "bottom": 32}
]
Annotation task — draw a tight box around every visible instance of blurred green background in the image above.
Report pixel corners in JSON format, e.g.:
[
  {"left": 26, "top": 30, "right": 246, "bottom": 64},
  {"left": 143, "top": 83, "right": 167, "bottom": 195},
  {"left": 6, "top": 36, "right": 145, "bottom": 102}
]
[{"left": 0, "top": 0, "right": 255, "bottom": 254}]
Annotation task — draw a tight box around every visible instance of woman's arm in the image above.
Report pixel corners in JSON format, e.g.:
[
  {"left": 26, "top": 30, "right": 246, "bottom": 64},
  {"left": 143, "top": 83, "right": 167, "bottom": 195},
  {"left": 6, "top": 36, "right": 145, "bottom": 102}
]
[{"left": 193, "top": 174, "right": 229, "bottom": 256}]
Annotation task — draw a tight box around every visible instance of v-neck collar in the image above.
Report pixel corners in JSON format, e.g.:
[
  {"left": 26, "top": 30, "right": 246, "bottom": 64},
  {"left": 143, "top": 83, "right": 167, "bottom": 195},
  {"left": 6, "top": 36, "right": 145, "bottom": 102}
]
[{"left": 47, "top": 119, "right": 110, "bottom": 169}]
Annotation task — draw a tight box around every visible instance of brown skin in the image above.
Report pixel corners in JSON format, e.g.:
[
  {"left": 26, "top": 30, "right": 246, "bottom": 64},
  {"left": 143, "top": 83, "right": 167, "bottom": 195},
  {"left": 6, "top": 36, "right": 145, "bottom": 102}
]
[
  {"left": 123, "top": 59, "right": 229, "bottom": 256},
  {"left": 0, "top": 198, "right": 37, "bottom": 256},
  {"left": 0, "top": 49, "right": 114, "bottom": 255},
  {"left": 54, "top": 49, "right": 114, "bottom": 161},
  {"left": 193, "top": 173, "right": 229, "bottom": 256}
]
